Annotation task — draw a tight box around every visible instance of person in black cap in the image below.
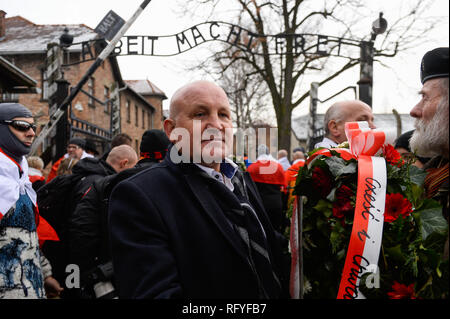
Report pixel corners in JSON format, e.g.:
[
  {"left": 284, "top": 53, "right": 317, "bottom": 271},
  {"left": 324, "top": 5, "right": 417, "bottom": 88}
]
[
  {"left": 46, "top": 137, "right": 93, "bottom": 182},
  {"left": 138, "top": 129, "right": 170, "bottom": 163},
  {"left": 67, "top": 129, "right": 170, "bottom": 298},
  {"left": 409, "top": 47, "right": 449, "bottom": 259}
]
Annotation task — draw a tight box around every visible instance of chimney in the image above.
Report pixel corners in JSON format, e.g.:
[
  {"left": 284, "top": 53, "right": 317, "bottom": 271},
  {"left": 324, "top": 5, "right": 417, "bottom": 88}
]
[{"left": 0, "top": 10, "right": 6, "bottom": 39}]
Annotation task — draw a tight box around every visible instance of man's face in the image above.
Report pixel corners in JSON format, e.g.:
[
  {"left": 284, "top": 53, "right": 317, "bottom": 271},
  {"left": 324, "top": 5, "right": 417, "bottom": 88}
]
[
  {"left": 410, "top": 78, "right": 449, "bottom": 157},
  {"left": 67, "top": 143, "right": 84, "bottom": 159},
  {"left": 8, "top": 117, "right": 36, "bottom": 147},
  {"left": 165, "top": 82, "right": 233, "bottom": 170},
  {"left": 332, "top": 101, "right": 376, "bottom": 143},
  {"left": 410, "top": 79, "right": 442, "bottom": 123}
]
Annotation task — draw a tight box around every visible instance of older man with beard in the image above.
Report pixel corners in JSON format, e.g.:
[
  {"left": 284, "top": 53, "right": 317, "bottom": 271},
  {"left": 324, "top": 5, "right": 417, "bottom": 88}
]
[{"left": 410, "top": 47, "right": 449, "bottom": 259}]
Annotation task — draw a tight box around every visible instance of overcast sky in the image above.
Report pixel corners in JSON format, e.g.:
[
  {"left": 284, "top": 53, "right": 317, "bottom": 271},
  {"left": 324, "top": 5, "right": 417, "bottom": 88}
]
[{"left": 1, "top": 0, "right": 449, "bottom": 121}]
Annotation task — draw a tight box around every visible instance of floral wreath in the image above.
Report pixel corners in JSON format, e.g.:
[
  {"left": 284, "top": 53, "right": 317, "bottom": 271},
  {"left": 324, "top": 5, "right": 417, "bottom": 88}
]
[{"left": 291, "top": 124, "right": 448, "bottom": 299}]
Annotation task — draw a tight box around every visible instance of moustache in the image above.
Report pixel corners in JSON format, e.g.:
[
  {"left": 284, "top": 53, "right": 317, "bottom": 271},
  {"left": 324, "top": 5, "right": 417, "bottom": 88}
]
[{"left": 201, "top": 128, "right": 226, "bottom": 142}]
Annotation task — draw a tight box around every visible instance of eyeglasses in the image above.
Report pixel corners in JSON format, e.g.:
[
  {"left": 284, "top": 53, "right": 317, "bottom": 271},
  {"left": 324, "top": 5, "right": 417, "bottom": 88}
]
[{"left": 0, "top": 120, "right": 37, "bottom": 132}]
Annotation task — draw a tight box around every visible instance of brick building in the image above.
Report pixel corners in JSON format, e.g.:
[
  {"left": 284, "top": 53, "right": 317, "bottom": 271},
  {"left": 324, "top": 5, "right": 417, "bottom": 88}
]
[
  {"left": 123, "top": 79, "right": 166, "bottom": 152},
  {"left": 0, "top": 11, "right": 166, "bottom": 163}
]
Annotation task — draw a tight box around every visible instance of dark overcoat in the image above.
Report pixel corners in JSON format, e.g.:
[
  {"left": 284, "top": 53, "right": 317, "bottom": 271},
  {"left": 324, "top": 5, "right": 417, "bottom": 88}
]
[{"left": 108, "top": 154, "right": 287, "bottom": 299}]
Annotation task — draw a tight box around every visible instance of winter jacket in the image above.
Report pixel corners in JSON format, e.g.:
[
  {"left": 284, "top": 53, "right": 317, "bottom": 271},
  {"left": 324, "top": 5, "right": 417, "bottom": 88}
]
[
  {"left": 41, "top": 157, "right": 116, "bottom": 299},
  {"left": 71, "top": 157, "right": 117, "bottom": 206},
  {"left": 68, "top": 159, "right": 157, "bottom": 297}
]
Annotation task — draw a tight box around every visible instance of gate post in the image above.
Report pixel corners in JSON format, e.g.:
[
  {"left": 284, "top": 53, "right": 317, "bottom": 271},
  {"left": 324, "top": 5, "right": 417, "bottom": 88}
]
[
  {"left": 307, "top": 82, "right": 319, "bottom": 151},
  {"left": 53, "top": 79, "right": 70, "bottom": 161},
  {"left": 358, "top": 40, "right": 374, "bottom": 107}
]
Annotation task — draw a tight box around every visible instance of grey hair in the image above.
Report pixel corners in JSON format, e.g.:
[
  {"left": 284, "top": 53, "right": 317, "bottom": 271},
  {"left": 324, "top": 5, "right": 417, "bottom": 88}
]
[
  {"left": 439, "top": 78, "right": 449, "bottom": 104},
  {"left": 323, "top": 102, "right": 347, "bottom": 136}
]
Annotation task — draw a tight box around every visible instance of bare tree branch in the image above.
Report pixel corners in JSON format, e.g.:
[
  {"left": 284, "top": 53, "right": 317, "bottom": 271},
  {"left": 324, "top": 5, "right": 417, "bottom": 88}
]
[{"left": 179, "top": 0, "right": 442, "bottom": 152}]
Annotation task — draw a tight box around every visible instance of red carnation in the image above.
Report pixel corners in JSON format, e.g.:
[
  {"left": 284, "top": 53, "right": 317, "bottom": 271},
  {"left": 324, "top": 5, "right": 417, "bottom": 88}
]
[
  {"left": 384, "top": 193, "right": 413, "bottom": 223},
  {"left": 382, "top": 144, "right": 404, "bottom": 167},
  {"left": 312, "top": 166, "right": 332, "bottom": 197},
  {"left": 387, "top": 281, "right": 417, "bottom": 299},
  {"left": 332, "top": 185, "right": 354, "bottom": 219}
]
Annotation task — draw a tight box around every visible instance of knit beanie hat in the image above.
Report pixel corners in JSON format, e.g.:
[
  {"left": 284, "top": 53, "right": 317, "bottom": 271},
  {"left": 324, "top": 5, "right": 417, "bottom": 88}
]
[
  {"left": 68, "top": 137, "right": 86, "bottom": 149},
  {"left": 0, "top": 103, "right": 34, "bottom": 161},
  {"left": 139, "top": 129, "right": 170, "bottom": 160}
]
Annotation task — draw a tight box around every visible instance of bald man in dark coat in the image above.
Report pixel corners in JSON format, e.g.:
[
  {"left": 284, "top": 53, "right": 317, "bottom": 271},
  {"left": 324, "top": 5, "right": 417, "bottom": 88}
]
[{"left": 108, "top": 81, "right": 288, "bottom": 299}]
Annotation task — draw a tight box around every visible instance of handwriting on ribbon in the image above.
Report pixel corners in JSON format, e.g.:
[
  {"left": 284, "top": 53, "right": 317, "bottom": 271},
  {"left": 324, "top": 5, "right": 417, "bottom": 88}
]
[
  {"left": 343, "top": 254, "right": 370, "bottom": 299},
  {"left": 361, "top": 177, "right": 382, "bottom": 222}
]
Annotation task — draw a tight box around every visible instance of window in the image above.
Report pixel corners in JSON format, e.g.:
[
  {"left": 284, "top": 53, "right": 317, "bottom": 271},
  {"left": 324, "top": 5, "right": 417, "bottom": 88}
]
[
  {"left": 88, "top": 77, "right": 95, "bottom": 107},
  {"left": 104, "top": 86, "right": 110, "bottom": 113},
  {"left": 126, "top": 100, "right": 130, "bottom": 123},
  {"left": 135, "top": 139, "right": 139, "bottom": 153},
  {"left": 41, "top": 68, "right": 48, "bottom": 101},
  {"left": 135, "top": 104, "right": 139, "bottom": 126},
  {"left": 0, "top": 92, "right": 19, "bottom": 103},
  {"left": 148, "top": 111, "right": 153, "bottom": 129},
  {"left": 142, "top": 109, "right": 145, "bottom": 128}
]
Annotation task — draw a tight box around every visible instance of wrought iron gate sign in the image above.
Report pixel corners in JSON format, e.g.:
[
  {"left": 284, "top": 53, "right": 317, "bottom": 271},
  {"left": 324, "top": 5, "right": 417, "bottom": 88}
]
[
  {"left": 66, "top": 21, "right": 363, "bottom": 67},
  {"left": 113, "top": 21, "right": 361, "bottom": 57}
]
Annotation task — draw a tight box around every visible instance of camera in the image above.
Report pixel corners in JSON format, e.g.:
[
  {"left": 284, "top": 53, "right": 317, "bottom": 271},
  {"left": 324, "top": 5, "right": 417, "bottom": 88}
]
[
  {"left": 85, "top": 261, "right": 118, "bottom": 299},
  {"left": 93, "top": 281, "right": 117, "bottom": 299}
]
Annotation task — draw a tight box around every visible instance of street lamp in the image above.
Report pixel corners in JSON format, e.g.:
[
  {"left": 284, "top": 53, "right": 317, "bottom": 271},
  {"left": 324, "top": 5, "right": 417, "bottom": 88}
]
[
  {"left": 48, "top": 27, "right": 73, "bottom": 162},
  {"left": 371, "top": 12, "right": 388, "bottom": 40},
  {"left": 358, "top": 12, "right": 388, "bottom": 108},
  {"left": 59, "top": 27, "right": 74, "bottom": 47}
]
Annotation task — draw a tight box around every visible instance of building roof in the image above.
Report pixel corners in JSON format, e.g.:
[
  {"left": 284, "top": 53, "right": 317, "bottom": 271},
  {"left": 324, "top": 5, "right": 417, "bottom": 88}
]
[
  {"left": 0, "top": 16, "right": 98, "bottom": 54},
  {"left": 125, "top": 79, "right": 167, "bottom": 99},
  {"left": 0, "top": 14, "right": 166, "bottom": 113},
  {"left": 0, "top": 55, "right": 37, "bottom": 93},
  {"left": 124, "top": 85, "right": 156, "bottom": 112},
  {"left": 292, "top": 113, "right": 416, "bottom": 141}
]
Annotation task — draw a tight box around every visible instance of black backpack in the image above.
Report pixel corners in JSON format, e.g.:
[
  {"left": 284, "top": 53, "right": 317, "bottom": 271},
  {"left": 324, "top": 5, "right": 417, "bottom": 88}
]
[
  {"left": 37, "top": 173, "right": 83, "bottom": 236},
  {"left": 37, "top": 173, "right": 84, "bottom": 297}
]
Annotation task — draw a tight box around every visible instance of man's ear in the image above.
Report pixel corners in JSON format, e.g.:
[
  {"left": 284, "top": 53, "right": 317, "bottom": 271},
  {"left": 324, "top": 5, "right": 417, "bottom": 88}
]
[
  {"left": 119, "top": 158, "right": 129, "bottom": 169},
  {"left": 163, "top": 119, "right": 175, "bottom": 142},
  {"left": 328, "top": 120, "right": 340, "bottom": 138}
]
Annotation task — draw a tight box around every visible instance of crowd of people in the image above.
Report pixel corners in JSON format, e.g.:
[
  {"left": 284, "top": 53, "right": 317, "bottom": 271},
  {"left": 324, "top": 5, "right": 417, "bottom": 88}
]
[{"left": 0, "top": 47, "right": 448, "bottom": 299}]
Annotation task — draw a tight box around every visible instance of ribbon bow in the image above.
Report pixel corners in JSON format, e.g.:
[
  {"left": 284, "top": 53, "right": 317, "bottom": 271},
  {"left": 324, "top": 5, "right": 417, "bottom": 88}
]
[{"left": 345, "top": 121, "right": 396, "bottom": 157}]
